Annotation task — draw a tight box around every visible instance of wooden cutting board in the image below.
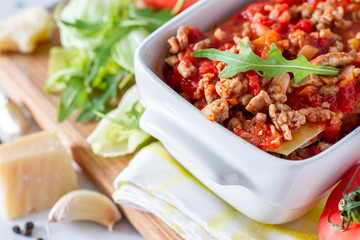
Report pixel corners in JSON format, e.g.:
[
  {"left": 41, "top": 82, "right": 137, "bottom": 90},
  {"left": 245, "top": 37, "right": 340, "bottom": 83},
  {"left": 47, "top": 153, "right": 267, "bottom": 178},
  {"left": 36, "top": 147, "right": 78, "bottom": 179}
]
[{"left": 0, "top": 31, "right": 182, "bottom": 240}]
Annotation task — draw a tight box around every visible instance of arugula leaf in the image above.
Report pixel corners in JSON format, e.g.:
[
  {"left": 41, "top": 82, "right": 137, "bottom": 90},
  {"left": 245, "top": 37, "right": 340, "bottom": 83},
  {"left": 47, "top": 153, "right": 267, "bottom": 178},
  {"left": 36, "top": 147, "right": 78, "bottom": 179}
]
[
  {"left": 58, "top": 77, "right": 88, "bottom": 122},
  {"left": 192, "top": 42, "right": 340, "bottom": 83},
  {"left": 129, "top": 3, "right": 172, "bottom": 32},
  {"left": 59, "top": 20, "right": 109, "bottom": 38},
  {"left": 76, "top": 71, "right": 126, "bottom": 121},
  {"left": 60, "top": 19, "right": 107, "bottom": 30},
  {"left": 85, "top": 27, "right": 131, "bottom": 85}
]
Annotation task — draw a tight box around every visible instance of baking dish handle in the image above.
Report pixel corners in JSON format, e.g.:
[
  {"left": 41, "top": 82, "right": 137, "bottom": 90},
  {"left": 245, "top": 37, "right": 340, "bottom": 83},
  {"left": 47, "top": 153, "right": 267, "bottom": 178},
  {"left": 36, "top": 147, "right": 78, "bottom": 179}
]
[{"left": 139, "top": 106, "right": 255, "bottom": 189}]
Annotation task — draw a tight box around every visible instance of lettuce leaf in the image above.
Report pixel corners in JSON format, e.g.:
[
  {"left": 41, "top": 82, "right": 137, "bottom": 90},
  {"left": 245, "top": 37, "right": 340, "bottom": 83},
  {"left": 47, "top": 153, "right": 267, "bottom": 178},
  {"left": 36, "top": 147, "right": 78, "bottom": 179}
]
[
  {"left": 57, "top": 0, "right": 119, "bottom": 51},
  {"left": 112, "top": 27, "right": 149, "bottom": 72},
  {"left": 87, "top": 86, "right": 153, "bottom": 156},
  {"left": 46, "top": 0, "right": 172, "bottom": 122},
  {"left": 45, "top": 47, "right": 87, "bottom": 93}
]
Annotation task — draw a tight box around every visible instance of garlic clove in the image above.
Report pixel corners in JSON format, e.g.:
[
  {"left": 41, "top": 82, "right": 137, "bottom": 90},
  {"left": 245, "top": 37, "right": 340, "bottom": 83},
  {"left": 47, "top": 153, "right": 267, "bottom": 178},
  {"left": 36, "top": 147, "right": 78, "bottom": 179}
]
[
  {"left": 48, "top": 190, "right": 122, "bottom": 231},
  {"left": 0, "top": 94, "right": 29, "bottom": 136}
]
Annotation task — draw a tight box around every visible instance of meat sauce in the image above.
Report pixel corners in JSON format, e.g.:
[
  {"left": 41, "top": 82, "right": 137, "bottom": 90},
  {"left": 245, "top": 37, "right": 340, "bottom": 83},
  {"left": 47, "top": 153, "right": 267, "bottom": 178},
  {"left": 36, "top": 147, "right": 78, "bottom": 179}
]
[{"left": 163, "top": 0, "right": 360, "bottom": 159}]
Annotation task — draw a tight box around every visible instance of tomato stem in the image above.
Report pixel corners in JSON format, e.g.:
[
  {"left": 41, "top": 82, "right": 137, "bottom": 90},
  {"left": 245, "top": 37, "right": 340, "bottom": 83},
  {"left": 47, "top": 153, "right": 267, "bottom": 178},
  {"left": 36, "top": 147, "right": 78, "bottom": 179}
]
[{"left": 327, "top": 165, "right": 360, "bottom": 231}]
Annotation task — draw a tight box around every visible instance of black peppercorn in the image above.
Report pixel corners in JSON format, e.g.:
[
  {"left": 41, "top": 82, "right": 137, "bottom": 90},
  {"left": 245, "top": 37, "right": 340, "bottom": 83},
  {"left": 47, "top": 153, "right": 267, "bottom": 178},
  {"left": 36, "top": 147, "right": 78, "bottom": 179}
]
[
  {"left": 12, "top": 225, "right": 21, "bottom": 234},
  {"left": 25, "top": 221, "right": 34, "bottom": 230},
  {"left": 24, "top": 228, "right": 32, "bottom": 237}
]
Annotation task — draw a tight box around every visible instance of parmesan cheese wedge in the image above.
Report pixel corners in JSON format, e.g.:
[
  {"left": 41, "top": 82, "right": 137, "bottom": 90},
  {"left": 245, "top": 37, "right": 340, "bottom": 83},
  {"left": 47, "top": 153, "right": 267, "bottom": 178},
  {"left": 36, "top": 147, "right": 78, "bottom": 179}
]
[
  {"left": 0, "top": 130, "right": 77, "bottom": 220},
  {"left": 269, "top": 123, "right": 325, "bottom": 156},
  {"left": 0, "top": 7, "right": 53, "bottom": 53}
]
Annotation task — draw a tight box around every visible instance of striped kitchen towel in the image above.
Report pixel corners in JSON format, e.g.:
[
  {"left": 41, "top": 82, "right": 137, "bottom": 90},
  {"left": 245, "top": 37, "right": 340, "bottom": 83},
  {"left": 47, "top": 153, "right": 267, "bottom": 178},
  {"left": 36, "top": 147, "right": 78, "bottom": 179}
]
[{"left": 113, "top": 142, "right": 326, "bottom": 240}]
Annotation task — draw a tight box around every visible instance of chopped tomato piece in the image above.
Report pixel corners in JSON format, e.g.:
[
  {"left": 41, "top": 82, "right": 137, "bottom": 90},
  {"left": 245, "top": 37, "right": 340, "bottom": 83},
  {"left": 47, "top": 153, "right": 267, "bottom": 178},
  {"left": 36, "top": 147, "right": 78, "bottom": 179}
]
[
  {"left": 199, "top": 61, "right": 218, "bottom": 75},
  {"left": 294, "top": 19, "right": 314, "bottom": 34},
  {"left": 246, "top": 70, "right": 262, "bottom": 96},
  {"left": 188, "top": 27, "right": 205, "bottom": 44},
  {"left": 241, "top": 3, "right": 268, "bottom": 21},
  {"left": 274, "top": 0, "right": 306, "bottom": 4},
  {"left": 339, "top": 83, "right": 356, "bottom": 115},
  {"left": 323, "top": 124, "right": 341, "bottom": 142}
]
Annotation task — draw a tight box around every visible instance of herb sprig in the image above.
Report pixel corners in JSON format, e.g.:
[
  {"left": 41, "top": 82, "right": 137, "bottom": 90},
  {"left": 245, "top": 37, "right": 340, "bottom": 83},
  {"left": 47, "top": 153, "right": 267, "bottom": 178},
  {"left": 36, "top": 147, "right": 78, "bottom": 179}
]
[{"left": 192, "top": 41, "right": 340, "bottom": 83}]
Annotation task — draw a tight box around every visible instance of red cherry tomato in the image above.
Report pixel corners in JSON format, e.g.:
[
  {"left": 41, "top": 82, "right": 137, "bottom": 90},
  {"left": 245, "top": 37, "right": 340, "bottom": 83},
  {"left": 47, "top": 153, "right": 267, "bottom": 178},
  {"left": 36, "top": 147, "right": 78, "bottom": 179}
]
[
  {"left": 143, "top": 0, "right": 198, "bottom": 12},
  {"left": 318, "top": 164, "right": 360, "bottom": 240}
]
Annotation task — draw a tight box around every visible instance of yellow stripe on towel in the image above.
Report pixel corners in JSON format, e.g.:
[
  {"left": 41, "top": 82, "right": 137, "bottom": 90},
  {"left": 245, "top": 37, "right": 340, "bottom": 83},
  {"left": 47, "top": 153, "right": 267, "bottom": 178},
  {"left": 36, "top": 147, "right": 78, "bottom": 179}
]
[
  {"left": 261, "top": 222, "right": 318, "bottom": 240},
  {"left": 155, "top": 173, "right": 186, "bottom": 193},
  {"left": 148, "top": 143, "right": 205, "bottom": 187},
  {"left": 208, "top": 207, "right": 240, "bottom": 233},
  {"left": 170, "top": 223, "right": 182, "bottom": 233},
  {"left": 160, "top": 203, "right": 176, "bottom": 216},
  {"left": 231, "top": 230, "right": 255, "bottom": 240}
]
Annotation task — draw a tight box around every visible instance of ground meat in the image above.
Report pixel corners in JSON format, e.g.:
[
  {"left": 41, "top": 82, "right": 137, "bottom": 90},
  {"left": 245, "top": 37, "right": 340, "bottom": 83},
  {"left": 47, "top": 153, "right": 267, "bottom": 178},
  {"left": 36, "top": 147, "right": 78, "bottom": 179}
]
[
  {"left": 204, "top": 84, "right": 218, "bottom": 104},
  {"left": 291, "top": 74, "right": 322, "bottom": 89},
  {"left": 269, "top": 104, "right": 307, "bottom": 140},
  {"left": 245, "top": 90, "right": 272, "bottom": 114},
  {"left": 269, "top": 124, "right": 283, "bottom": 147},
  {"left": 329, "top": 41, "right": 344, "bottom": 53},
  {"left": 193, "top": 38, "right": 211, "bottom": 51},
  {"left": 238, "top": 94, "right": 253, "bottom": 106},
  {"left": 319, "top": 85, "right": 339, "bottom": 95},
  {"left": 201, "top": 98, "right": 229, "bottom": 123},
  {"left": 231, "top": 36, "right": 253, "bottom": 53},
  {"left": 313, "top": 10, "right": 332, "bottom": 30},
  {"left": 195, "top": 73, "right": 214, "bottom": 99},
  {"left": 177, "top": 61, "right": 196, "bottom": 78},
  {"left": 253, "top": 112, "right": 267, "bottom": 124},
  {"left": 290, "top": 2, "right": 312, "bottom": 18},
  {"left": 299, "top": 107, "right": 336, "bottom": 123},
  {"left": 214, "top": 28, "right": 226, "bottom": 41},
  {"left": 289, "top": 29, "right": 306, "bottom": 49},
  {"left": 310, "top": 52, "right": 354, "bottom": 67},
  {"left": 301, "top": 3, "right": 312, "bottom": 18},
  {"left": 319, "top": 29, "right": 341, "bottom": 41},
  {"left": 236, "top": 130, "right": 261, "bottom": 146},
  {"left": 241, "top": 21, "right": 251, "bottom": 37},
  {"left": 227, "top": 112, "right": 246, "bottom": 130},
  {"left": 215, "top": 74, "right": 244, "bottom": 100},
  {"left": 165, "top": 55, "right": 179, "bottom": 67},
  {"left": 177, "top": 26, "right": 190, "bottom": 50},
  {"left": 271, "top": 94, "right": 287, "bottom": 103},
  {"left": 354, "top": 68, "right": 360, "bottom": 78},
  {"left": 311, "top": 2, "right": 350, "bottom": 30},
  {"left": 168, "top": 36, "right": 180, "bottom": 54}
]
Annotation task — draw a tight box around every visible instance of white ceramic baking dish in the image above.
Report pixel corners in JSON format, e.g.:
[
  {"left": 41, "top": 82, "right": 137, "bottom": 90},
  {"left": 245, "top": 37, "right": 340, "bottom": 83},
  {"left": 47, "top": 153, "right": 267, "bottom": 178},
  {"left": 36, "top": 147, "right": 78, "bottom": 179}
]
[{"left": 134, "top": 0, "right": 360, "bottom": 224}]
